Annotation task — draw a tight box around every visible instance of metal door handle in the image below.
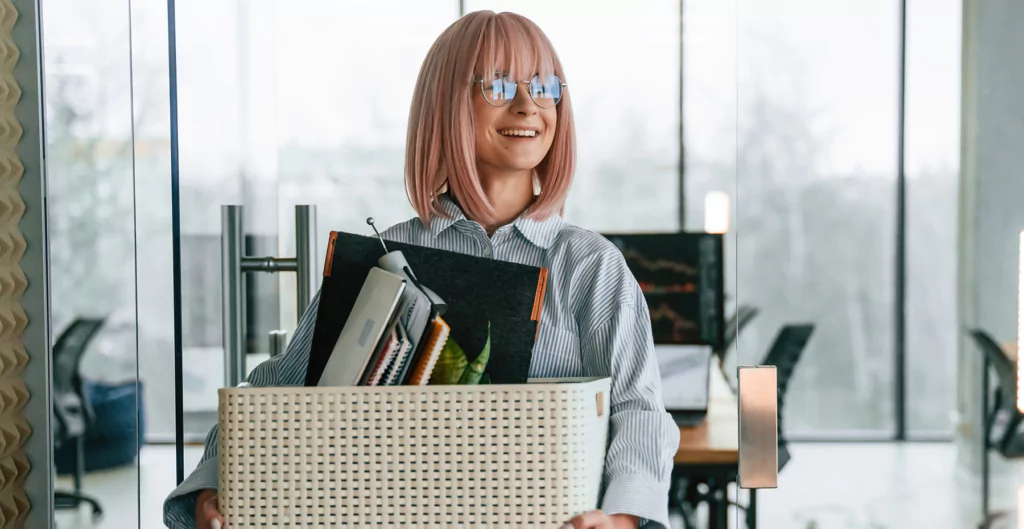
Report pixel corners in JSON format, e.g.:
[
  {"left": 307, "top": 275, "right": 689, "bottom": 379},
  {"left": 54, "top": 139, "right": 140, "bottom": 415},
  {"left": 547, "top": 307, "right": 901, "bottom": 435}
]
[
  {"left": 738, "top": 365, "right": 779, "bottom": 489},
  {"left": 222, "top": 205, "right": 318, "bottom": 387},
  {"left": 269, "top": 330, "right": 288, "bottom": 358}
]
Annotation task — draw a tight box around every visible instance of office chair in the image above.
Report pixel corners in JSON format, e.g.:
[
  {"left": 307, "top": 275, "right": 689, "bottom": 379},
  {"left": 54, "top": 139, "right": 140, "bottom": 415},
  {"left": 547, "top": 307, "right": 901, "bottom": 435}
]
[
  {"left": 715, "top": 305, "right": 759, "bottom": 393},
  {"left": 759, "top": 324, "right": 814, "bottom": 473},
  {"left": 968, "top": 329, "right": 1024, "bottom": 528},
  {"left": 52, "top": 318, "right": 106, "bottom": 518},
  {"left": 675, "top": 324, "right": 814, "bottom": 529}
]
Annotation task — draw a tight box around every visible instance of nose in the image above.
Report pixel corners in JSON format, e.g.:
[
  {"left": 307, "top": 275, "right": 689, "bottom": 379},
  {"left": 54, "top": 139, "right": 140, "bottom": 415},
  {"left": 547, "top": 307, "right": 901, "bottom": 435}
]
[{"left": 508, "top": 81, "right": 539, "bottom": 116}]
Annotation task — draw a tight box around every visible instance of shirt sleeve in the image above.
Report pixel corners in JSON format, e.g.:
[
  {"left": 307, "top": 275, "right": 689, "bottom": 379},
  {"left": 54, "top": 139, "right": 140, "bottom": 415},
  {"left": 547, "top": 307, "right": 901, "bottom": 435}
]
[
  {"left": 162, "top": 290, "right": 322, "bottom": 528},
  {"left": 578, "top": 277, "right": 679, "bottom": 529}
]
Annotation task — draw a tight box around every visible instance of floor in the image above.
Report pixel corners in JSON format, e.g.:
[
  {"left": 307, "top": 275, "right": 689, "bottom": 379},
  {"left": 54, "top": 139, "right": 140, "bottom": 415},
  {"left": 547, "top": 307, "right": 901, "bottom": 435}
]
[{"left": 53, "top": 443, "right": 1024, "bottom": 529}]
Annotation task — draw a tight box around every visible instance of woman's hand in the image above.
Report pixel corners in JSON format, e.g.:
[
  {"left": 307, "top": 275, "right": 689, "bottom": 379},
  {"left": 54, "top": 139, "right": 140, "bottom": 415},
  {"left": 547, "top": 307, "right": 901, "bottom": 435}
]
[
  {"left": 562, "top": 510, "right": 639, "bottom": 529},
  {"left": 195, "top": 489, "right": 225, "bottom": 529}
]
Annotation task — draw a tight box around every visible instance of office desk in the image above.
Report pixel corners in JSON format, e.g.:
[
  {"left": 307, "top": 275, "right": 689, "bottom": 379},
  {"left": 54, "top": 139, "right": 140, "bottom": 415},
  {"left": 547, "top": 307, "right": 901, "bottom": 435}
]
[
  {"left": 672, "top": 369, "right": 748, "bottom": 529},
  {"left": 675, "top": 372, "right": 738, "bottom": 464}
]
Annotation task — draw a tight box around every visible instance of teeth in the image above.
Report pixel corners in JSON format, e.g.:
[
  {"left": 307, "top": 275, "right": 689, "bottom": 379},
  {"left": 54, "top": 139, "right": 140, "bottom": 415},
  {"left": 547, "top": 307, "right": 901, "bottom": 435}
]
[{"left": 500, "top": 129, "right": 537, "bottom": 137}]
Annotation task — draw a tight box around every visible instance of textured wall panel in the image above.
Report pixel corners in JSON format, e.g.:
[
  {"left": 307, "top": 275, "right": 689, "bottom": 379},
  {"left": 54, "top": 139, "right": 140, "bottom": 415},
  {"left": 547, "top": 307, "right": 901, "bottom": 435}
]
[{"left": 0, "top": 0, "right": 28, "bottom": 526}]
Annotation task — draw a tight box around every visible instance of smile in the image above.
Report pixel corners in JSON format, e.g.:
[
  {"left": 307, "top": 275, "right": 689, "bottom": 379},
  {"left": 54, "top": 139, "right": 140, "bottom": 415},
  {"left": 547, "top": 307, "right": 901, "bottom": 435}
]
[{"left": 499, "top": 129, "right": 538, "bottom": 138}]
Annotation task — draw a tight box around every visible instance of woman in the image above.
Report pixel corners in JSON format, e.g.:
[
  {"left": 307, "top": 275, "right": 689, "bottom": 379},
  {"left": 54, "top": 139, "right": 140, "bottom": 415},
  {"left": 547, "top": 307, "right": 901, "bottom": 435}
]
[{"left": 165, "top": 11, "right": 678, "bottom": 529}]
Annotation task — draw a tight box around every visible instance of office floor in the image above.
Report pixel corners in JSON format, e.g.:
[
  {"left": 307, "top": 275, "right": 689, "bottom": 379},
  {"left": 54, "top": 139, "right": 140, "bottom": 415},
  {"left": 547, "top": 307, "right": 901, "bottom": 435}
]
[{"left": 54, "top": 443, "right": 1024, "bottom": 529}]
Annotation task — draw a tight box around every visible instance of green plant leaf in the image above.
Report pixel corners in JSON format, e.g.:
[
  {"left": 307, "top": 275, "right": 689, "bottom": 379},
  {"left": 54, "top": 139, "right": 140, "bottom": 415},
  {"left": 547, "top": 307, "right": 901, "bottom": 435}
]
[
  {"left": 429, "top": 336, "right": 468, "bottom": 385},
  {"left": 459, "top": 322, "right": 491, "bottom": 385}
]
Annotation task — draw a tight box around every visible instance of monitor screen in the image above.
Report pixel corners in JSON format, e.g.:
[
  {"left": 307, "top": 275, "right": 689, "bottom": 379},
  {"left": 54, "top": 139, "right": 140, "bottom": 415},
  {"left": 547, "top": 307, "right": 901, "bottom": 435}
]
[{"left": 604, "top": 233, "right": 725, "bottom": 348}]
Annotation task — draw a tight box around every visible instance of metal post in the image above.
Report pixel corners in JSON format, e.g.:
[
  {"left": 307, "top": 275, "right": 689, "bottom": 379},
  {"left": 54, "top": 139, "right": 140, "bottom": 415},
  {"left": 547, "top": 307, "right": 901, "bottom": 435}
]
[
  {"left": 222, "top": 205, "right": 246, "bottom": 387},
  {"left": 295, "top": 205, "right": 318, "bottom": 317},
  {"left": 269, "top": 330, "right": 288, "bottom": 358}
]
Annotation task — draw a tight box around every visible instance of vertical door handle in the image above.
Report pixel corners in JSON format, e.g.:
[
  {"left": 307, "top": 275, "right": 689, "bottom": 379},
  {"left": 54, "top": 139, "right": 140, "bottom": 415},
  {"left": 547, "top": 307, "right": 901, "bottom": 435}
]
[
  {"left": 269, "top": 330, "right": 288, "bottom": 358},
  {"left": 222, "top": 204, "right": 318, "bottom": 387},
  {"left": 294, "top": 205, "right": 318, "bottom": 316},
  {"left": 738, "top": 365, "right": 779, "bottom": 489}
]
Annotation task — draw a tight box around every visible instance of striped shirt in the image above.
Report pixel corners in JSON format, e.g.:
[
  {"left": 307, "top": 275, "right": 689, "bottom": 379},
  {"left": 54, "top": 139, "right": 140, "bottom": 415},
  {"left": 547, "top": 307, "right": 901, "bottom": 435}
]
[{"left": 164, "top": 195, "right": 679, "bottom": 529}]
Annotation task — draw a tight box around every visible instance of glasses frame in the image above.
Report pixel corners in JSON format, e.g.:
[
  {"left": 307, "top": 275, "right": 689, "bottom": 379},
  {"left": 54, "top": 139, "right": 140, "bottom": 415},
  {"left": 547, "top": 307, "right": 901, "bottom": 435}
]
[{"left": 473, "top": 74, "right": 568, "bottom": 109}]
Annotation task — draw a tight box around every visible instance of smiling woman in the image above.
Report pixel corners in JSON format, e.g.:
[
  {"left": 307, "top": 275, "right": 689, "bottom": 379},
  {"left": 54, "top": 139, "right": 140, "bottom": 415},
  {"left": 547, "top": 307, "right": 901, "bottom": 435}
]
[{"left": 405, "top": 11, "right": 575, "bottom": 232}]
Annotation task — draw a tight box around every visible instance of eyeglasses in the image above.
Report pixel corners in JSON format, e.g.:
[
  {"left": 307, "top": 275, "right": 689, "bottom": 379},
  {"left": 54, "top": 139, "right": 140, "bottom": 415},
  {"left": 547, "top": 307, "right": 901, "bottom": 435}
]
[{"left": 473, "top": 73, "right": 567, "bottom": 109}]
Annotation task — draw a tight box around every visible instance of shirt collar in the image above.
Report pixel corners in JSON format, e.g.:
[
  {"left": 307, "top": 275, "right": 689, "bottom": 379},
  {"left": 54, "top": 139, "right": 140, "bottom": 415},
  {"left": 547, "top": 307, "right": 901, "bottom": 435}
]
[
  {"left": 426, "top": 194, "right": 467, "bottom": 238},
  {"left": 428, "top": 194, "right": 564, "bottom": 250}
]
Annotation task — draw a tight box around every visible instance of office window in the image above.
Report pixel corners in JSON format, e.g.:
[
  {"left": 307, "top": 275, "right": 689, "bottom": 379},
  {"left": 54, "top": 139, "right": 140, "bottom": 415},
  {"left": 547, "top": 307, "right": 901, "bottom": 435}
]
[
  {"left": 687, "top": 0, "right": 901, "bottom": 435},
  {"left": 465, "top": 0, "right": 680, "bottom": 232},
  {"left": 905, "top": 0, "right": 961, "bottom": 436}
]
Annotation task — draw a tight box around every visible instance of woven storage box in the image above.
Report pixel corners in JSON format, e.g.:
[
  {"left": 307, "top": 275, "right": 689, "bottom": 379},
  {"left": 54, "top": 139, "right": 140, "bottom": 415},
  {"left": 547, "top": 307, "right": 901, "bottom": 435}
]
[{"left": 218, "top": 377, "right": 610, "bottom": 527}]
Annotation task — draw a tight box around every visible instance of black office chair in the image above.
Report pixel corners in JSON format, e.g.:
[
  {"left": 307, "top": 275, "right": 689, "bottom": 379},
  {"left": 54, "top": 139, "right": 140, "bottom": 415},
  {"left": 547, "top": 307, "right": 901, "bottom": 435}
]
[
  {"left": 674, "top": 324, "right": 814, "bottom": 529},
  {"left": 968, "top": 329, "right": 1024, "bottom": 528},
  {"left": 760, "top": 324, "right": 814, "bottom": 473},
  {"left": 52, "top": 318, "right": 105, "bottom": 518}
]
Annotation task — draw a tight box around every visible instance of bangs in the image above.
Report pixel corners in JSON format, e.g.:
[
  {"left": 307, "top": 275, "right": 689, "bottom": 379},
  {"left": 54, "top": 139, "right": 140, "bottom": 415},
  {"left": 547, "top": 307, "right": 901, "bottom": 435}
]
[{"left": 475, "top": 13, "right": 559, "bottom": 80}]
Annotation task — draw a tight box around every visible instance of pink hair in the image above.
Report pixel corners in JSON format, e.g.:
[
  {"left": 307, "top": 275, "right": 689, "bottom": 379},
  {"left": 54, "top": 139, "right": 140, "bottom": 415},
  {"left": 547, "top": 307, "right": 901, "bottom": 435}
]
[{"left": 405, "top": 10, "right": 576, "bottom": 227}]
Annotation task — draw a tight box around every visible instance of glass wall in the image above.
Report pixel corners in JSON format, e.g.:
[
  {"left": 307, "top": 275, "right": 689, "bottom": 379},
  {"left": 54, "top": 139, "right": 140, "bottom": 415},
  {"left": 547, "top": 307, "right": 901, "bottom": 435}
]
[
  {"left": 168, "top": 0, "right": 456, "bottom": 442},
  {"left": 691, "top": 0, "right": 902, "bottom": 437},
  {"left": 42, "top": 0, "right": 142, "bottom": 525}
]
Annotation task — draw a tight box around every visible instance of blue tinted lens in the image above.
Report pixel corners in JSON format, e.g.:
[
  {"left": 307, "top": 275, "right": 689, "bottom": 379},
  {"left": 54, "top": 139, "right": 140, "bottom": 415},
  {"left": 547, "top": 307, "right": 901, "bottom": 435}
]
[
  {"left": 483, "top": 75, "right": 517, "bottom": 103},
  {"left": 530, "top": 74, "right": 562, "bottom": 107}
]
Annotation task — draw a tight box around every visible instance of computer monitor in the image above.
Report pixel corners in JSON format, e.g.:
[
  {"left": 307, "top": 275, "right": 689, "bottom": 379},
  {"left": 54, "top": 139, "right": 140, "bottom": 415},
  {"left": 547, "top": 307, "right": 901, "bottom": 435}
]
[{"left": 603, "top": 232, "right": 725, "bottom": 348}]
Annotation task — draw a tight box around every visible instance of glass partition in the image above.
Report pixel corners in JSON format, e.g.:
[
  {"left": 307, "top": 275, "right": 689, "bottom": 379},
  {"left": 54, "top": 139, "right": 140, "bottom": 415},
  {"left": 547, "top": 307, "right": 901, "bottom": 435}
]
[
  {"left": 730, "top": 0, "right": 902, "bottom": 438},
  {"left": 42, "top": 0, "right": 142, "bottom": 526}
]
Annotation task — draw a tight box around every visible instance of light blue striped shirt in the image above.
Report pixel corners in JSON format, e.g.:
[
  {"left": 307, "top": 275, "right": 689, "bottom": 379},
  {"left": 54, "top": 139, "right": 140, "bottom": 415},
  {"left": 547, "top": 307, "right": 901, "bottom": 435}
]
[{"left": 164, "top": 195, "right": 679, "bottom": 529}]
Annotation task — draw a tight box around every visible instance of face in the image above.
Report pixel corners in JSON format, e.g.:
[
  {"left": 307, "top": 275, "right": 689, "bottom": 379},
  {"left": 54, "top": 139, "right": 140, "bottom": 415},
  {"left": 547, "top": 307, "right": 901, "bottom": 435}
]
[{"left": 473, "top": 76, "right": 558, "bottom": 177}]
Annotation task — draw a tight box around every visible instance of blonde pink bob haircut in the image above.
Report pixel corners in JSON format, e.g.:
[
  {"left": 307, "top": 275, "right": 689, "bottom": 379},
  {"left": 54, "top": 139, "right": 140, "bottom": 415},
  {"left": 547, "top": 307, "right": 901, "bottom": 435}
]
[{"left": 405, "top": 11, "right": 576, "bottom": 227}]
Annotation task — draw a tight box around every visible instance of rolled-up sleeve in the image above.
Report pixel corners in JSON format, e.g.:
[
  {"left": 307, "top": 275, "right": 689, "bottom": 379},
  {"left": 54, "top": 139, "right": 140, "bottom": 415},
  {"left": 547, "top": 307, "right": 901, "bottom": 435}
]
[
  {"left": 579, "top": 283, "right": 679, "bottom": 529},
  {"left": 162, "top": 291, "right": 322, "bottom": 528}
]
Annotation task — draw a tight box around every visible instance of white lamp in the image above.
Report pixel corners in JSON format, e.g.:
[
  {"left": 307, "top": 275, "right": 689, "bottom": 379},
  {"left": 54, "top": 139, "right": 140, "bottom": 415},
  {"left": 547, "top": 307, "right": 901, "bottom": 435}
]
[{"left": 704, "top": 191, "right": 730, "bottom": 234}]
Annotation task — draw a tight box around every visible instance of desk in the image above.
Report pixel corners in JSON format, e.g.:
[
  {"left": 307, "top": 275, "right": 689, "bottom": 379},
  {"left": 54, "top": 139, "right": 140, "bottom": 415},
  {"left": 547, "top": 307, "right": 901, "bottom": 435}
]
[
  {"left": 675, "top": 371, "right": 738, "bottom": 464},
  {"left": 672, "top": 369, "right": 747, "bottom": 529}
]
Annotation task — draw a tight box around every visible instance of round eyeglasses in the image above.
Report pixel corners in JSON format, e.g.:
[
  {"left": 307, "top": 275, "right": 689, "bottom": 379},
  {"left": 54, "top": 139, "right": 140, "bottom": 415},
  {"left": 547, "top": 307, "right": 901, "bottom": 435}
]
[{"left": 474, "top": 73, "right": 567, "bottom": 109}]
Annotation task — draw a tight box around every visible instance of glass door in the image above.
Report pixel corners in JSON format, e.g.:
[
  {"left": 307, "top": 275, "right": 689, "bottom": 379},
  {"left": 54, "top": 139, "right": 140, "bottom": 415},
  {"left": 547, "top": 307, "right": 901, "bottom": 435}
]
[
  {"left": 166, "top": 0, "right": 458, "bottom": 449},
  {"left": 723, "top": 0, "right": 967, "bottom": 527},
  {"left": 41, "top": 0, "right": 142, "bottom": 526}
]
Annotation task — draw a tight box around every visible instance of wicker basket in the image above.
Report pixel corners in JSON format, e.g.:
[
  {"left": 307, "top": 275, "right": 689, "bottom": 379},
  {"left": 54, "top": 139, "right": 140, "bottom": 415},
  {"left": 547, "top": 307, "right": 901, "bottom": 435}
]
[{"left": 217, "top": 377, "right": 611, "bottom": 527}]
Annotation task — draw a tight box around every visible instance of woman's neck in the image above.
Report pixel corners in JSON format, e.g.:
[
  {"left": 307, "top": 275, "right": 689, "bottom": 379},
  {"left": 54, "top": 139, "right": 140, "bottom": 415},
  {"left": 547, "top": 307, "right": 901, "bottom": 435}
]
[{"left": 477, "top": 170, "right": 535, "bottom": 235}]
